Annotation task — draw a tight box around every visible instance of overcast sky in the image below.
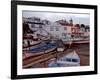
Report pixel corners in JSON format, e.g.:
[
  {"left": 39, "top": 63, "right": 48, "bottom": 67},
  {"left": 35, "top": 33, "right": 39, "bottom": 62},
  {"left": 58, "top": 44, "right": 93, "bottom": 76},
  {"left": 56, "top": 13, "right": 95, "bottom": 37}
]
[{"left": 23, "top": 11, "right": 90, "bottom": 25}]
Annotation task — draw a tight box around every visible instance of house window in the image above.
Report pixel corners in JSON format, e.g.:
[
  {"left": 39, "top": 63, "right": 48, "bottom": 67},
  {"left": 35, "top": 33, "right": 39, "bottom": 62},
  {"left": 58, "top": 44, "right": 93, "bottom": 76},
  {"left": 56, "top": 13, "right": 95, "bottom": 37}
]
[
  {"left": 50, "top": 27, "right": 53, "bottom": 31},
  {"left": 71, "top": 28, "right": 75, "bottom": 32},
  {"left": 56, "top": 27, "right": 59, "bottom": 31},
  {"left": 55, "top": 35, "right": 59, "bottom": 38},
  {"left": 68, "top": 33, "right": 71, "bottom": 35},
  {"left": 64, "top": 27, "right": 67, "bottom": 30},
  {"left": 62, "top": 33, "right": 67, "bottom": 37}
]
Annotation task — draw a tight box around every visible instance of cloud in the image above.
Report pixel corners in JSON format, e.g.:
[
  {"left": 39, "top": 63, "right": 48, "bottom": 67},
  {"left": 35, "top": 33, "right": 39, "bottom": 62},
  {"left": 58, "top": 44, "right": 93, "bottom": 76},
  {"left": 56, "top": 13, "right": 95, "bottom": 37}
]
[{"left": 23, "top": 11, "right": 90, "bottom": 25}]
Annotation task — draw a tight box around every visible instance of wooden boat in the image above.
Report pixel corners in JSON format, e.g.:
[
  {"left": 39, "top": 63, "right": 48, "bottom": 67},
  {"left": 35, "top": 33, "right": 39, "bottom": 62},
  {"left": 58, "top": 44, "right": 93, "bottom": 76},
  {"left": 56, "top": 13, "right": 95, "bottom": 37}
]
[{"left": 48, "top": 51, "right": 80, "bottom": 67}]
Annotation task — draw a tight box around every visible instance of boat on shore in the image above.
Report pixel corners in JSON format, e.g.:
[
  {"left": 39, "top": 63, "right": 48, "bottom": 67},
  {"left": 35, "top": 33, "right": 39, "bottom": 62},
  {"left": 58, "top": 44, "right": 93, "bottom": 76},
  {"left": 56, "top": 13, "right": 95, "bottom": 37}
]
[
  {"left": 63, "top": 38, "right": 89, "bottom": 48},
  {"left": 23, "top": 42, "right": 57, "bottom": 59},
  {"left": 48, "top": 51, "right": 80, "bottom": 67}
]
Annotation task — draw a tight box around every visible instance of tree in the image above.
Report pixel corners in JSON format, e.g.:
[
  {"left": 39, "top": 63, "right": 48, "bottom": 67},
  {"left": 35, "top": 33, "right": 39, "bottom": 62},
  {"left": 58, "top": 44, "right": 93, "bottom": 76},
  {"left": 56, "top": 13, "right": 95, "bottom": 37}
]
[{"left": 81, "top": 24, "right": 85, "bottom": 28}]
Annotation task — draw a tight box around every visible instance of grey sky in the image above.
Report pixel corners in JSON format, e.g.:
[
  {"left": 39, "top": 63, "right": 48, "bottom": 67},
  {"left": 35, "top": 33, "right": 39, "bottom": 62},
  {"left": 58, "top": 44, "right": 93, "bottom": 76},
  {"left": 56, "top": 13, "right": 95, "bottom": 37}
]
[{"left": 23, "top": 11, "right": 90, "bottom": 25}]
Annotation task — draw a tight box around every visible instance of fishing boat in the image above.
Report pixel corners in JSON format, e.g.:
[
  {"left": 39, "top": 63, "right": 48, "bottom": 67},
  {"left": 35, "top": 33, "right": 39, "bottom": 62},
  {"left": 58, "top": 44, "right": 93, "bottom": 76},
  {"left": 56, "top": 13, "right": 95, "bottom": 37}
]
[
  {"left": 23, "top": 41, "right": 57, "bottom": 59},
  {"left": 48, "top": 51, "right": 80, "bottom": 67}
]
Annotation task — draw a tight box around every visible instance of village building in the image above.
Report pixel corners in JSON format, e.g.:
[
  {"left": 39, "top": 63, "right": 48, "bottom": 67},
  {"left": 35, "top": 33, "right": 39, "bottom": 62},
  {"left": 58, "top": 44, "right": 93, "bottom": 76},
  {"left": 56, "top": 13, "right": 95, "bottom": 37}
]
[
  {"left": 55, "top": 19, "right": 81, "bottom": 41},
  {"left": 84, "top": 25, "right": 90, "bottom": 39},
  {"left": 23, "top": 17, "right": 90, "bottom": 44}
]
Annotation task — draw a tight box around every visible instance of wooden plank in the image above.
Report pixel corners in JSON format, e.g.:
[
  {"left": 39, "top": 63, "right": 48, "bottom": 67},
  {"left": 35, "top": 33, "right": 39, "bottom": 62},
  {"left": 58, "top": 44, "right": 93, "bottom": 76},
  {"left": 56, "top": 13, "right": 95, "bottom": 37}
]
[
  {"left": 23, "top": 51, "right": 57, "bottom": 67},
  {"left": 23, "top": 54, "right": 54, "bottom": 68}
]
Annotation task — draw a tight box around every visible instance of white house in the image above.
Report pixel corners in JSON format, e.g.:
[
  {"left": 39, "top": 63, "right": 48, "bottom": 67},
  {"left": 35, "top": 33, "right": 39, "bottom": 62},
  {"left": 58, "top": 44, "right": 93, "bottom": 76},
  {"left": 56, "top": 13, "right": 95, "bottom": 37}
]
[{"left": 44, "top": 22, "right": 71, "bottom": 41}]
